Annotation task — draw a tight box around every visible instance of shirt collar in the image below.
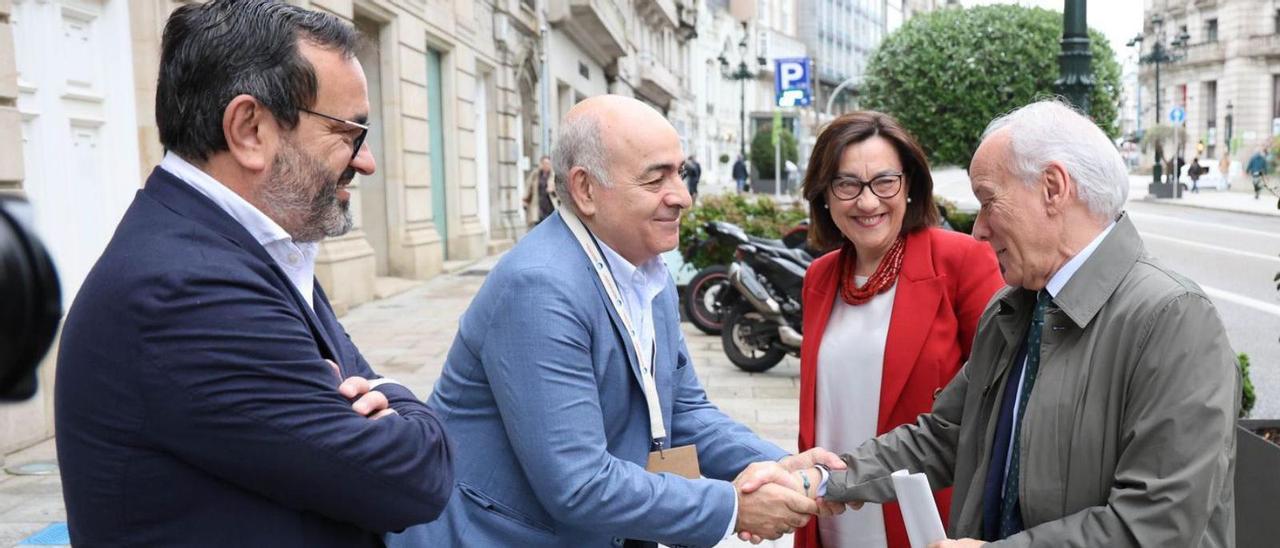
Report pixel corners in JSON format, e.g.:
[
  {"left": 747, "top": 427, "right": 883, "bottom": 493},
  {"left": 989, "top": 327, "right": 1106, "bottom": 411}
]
[
  {"left": 595, "top": 238, "right": 668, "bottom": 303},
  {"left": 1044, "top": 221, "right": 1117, "bottom": 299},
  {"left": 159, "top": 152, "right": 294, "bottom": 248}
]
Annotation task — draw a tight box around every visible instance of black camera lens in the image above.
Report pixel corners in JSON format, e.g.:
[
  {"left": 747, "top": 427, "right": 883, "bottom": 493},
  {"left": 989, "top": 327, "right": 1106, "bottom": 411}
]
[{"left": 0, "top": 195, "right": 62, "bottom": 401}]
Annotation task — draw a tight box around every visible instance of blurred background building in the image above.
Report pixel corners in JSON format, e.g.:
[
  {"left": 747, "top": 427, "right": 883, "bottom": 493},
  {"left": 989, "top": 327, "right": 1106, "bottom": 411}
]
[{"left": 1134, "top": 0, "right": 1280, "bottom": 180}]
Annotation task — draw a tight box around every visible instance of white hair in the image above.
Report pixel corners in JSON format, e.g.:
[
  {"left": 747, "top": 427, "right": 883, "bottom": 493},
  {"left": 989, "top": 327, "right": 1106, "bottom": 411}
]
[
  {"left": 552, "top": 114, "right": 611, "bottom": 212},
  {"left": 980, "top": 99, "right": 1128, "bottom": 220}
]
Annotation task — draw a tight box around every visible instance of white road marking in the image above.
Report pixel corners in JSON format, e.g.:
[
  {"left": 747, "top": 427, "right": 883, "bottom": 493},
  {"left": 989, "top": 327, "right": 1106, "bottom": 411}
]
[
  {"left": 1128, "top": 210, "right": 1279, "bottom": 238},
  {"left": 1201, "top": 285, "right": 1280, "bottom": 318},
  {"left": 1141, "top": 232, "right": 1280, "bottom": 264}
]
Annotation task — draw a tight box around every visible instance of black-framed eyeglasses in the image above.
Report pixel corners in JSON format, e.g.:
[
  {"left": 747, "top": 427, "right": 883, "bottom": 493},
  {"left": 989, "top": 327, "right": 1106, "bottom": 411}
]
[
  {"left": 829, "top": 172, "right": 904, "bottom": 201},
  {"left": 298, "top": 108, "right": 370, "bottom": 163}
]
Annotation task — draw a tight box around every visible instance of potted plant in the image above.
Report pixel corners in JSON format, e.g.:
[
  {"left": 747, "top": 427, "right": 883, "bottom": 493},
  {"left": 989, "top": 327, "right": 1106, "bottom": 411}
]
[
  {"left": 1234, "top": 269, "right": 1280, "bottom": 547},
  {"left": 748, "top": 126, "right": 798, "bottom": 194}
]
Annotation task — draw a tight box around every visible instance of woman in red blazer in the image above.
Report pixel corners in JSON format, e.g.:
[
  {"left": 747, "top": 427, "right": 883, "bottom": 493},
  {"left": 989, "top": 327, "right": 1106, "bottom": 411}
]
[{"left": 793, "top": 112, "right": 1004, "bottom": 548}]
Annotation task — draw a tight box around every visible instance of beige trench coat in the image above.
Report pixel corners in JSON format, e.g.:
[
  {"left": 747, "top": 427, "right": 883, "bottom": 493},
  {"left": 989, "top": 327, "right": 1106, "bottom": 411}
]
[
  {"left": 826, "top": 214, "right": 1239, "bottom": 547},
  {"left": 522, "top": 168, "right": 557, "bottom": 227}
]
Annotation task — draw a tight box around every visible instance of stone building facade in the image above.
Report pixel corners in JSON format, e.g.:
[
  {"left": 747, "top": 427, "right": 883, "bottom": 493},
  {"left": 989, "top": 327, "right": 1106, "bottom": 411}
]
[{"left": 1139, "top": 0, "right": 1280, "bottom": 181}]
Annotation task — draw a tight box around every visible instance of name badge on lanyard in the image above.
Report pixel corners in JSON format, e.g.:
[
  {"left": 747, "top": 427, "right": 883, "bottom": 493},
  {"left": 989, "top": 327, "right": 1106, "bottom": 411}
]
[{"left": 559, "top": 207, "right": 700, "bottom": 479}]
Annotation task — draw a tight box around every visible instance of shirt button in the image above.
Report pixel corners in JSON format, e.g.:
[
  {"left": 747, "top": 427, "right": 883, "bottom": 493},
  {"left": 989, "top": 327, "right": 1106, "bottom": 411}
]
[{"left": 287, "top": 253, "right": 300, "bottom": 265}]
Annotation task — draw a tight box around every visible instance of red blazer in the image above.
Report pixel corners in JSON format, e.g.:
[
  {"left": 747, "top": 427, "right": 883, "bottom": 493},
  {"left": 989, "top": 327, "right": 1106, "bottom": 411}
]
[{"left": 796, "top": 227, "right": 1003, "bottom": 548}]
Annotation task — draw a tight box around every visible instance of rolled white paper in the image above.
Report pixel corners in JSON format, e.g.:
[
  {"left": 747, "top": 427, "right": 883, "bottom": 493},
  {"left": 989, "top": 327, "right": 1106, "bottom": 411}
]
[{"left": 890, "top": 469, "right": 947, "bottom": 548}]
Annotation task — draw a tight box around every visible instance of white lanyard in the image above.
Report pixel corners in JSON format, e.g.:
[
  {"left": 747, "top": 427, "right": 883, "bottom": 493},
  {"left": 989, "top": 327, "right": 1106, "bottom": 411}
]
[{"left": 559, "top": 207, "right": 667, "bottom": 447}]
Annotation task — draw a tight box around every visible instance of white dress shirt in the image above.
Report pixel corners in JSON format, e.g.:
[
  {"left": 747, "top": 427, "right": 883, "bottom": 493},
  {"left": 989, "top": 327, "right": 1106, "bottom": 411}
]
[
  {"left": 159, "top": 152, "right": 319, "bottom": 310},
  {"left": 815, "top": 276, "right": 894, "bottom": 548},
  {"left": 595, "top": 240, "right": 743, "bottom": 539},
  {"left": 1001, "top": 221, "right": 1117, "bottom": 487}
]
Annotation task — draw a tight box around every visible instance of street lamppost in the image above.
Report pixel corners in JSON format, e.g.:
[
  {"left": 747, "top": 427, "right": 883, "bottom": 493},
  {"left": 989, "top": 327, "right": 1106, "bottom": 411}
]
[
  {"left": 1225, "top": 101, "right": 1234, "bottom": 155},
  {"left": 719, "top": 21, "right": 759, "bottom": 161},
  {"left": 1056, "top": 0, "right": 1093, "bottom": 113},
  {"left": 1130, "top": 14, "right": 1190, "bottom": 189}
]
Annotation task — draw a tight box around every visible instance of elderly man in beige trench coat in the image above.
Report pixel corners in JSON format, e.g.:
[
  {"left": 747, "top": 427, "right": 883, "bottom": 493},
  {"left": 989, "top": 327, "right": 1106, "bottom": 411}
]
[{"left": 753, "top": 100, "right": 1240, "bottom": 548}]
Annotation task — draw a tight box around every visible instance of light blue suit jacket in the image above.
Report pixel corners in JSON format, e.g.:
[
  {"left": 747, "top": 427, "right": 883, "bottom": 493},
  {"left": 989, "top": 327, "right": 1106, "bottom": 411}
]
[{"left": 389, "top": 213, "right": 788, "bottom": 547}]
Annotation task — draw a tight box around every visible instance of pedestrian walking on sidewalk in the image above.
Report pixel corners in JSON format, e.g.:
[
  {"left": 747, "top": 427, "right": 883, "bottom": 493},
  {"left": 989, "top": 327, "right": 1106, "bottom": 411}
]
[
  {"left": 1247, "top": 149, "right": 1268, "bottom": 199},
  {"left": 733, "top": 154, "right": 750, "bottom": 192},
  {"left": 55, "top": 2, "right": 453, "bottom": 545},
  {"left": 523, "top": 155, "right": 557, "bottom": 226},
  {"left": 684, "top": 154, "right": 702, "bottom": 203},
  {"left": 1189, "top": 156, "right": 1202, "bottom": 193}
]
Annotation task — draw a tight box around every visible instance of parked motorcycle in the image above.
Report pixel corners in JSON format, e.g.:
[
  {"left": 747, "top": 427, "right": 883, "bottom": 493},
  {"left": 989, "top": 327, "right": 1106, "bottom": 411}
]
[
  {"left": 719, "top": 243, "right": 812, "bottom": 372},
  {"left": 681, "top": 221, "right": 813, "bottom": 335}
]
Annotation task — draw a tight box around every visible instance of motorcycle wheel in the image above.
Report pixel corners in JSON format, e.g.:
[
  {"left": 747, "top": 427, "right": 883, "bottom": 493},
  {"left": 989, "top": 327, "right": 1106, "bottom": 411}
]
[
  {"left": 684, "top": 265, "right": 729, "bottom": 335},
  {"left": 720, "top": 302, "right": 785, "bottom": 373}
]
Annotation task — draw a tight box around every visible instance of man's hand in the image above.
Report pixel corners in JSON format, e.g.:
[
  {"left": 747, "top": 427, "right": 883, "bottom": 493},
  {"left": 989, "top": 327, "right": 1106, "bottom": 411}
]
[
  {"left": 779, "top": 447, "right": 847, "bottom": 473},
  {"left": 328, "top": 360, "right": 396, "bottom": 419},
  {"left": 928, "top": 539, "right": 985, "bottom": 548},
  {"left": 739, "top": 447, "right": 846, "bottom": 493},
  {"left": 732, "top": 478, "right": 817, "bottom": 543},
  {"left": 745, "top": 449, "right": 863, "bottom": 515}
]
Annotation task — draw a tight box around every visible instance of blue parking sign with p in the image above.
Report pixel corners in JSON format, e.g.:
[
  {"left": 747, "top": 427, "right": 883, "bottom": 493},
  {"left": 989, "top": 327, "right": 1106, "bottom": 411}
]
[{"left": 775, "top": 58, "right": 811, "bottom": 107}]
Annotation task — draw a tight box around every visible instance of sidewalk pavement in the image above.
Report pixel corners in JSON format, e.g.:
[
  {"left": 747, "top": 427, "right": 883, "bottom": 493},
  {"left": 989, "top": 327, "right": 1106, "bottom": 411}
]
[
  {"left": 0, "top": 252, "right": 803, "bottom": 547},
  {"left": 931, "top": 166, "right": 1280, "bottom": 217}
]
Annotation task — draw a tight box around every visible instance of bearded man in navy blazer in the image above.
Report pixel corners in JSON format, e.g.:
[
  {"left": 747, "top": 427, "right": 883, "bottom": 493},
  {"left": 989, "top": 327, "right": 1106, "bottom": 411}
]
[
  {"left": 54, "top": 1, "right": 452, "bottom": 545},
  {"left": 388, "top": 95, "right": 847, "bottom": 548}
]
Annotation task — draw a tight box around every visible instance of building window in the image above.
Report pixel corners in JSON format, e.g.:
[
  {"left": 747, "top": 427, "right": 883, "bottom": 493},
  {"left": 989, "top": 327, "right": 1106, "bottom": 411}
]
[
  {"left": 1272, "top": 75, "right": 1280, "bottom": 121},
  {"left": 1205, "top": 19, "right": 1218, "bottom": 42},
  {"left": 1275, "top": 10, "right": 1280, "bottom": 34}
]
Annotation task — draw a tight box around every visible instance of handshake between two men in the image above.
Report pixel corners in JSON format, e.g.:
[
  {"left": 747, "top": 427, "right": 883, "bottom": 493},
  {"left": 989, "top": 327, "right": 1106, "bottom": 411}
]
[{"left": 730, "top": 447, "right": 862, "bottom": 544}]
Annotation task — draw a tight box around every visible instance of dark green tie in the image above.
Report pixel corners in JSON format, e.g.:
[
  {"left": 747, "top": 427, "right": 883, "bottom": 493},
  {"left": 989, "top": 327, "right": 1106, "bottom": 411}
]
[{"left": 999, "top": 290, "right": 1052, "bottom": 538}]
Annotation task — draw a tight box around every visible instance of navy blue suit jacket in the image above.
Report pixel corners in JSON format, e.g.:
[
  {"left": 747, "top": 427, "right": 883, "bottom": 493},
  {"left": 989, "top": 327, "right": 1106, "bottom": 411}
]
[{"left": 55, "top": 167, "right": 453, "bottom": 546}]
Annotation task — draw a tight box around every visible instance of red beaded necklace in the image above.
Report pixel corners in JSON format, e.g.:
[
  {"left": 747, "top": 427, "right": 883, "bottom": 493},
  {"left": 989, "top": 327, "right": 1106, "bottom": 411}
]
[{"left": 838, "top": 236, "right": 906, "bottom": 306}]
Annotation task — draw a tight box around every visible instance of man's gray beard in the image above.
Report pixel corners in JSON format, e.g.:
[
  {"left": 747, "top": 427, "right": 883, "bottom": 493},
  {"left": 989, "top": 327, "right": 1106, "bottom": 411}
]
[{"left": 262, "top": 139, "right": 353, "bottom": 243}]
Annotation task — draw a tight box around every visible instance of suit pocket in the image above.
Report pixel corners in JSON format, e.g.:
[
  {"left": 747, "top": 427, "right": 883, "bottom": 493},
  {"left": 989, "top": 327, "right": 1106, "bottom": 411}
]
[
  {"left": 675, "top": 351, "right": 690, "bottom": 370},
  {"left": 457, "top": 483, "right": 556, "bottom": 535}
]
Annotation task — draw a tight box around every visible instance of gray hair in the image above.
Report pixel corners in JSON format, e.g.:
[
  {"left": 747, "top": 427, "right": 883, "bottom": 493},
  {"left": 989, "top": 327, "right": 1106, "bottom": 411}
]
[
  {"left": 552, "top": 114, "right": 611, "bottom": 212},
  {"left": 980, "top": 99, "right": 1128, "bottom": 220}
]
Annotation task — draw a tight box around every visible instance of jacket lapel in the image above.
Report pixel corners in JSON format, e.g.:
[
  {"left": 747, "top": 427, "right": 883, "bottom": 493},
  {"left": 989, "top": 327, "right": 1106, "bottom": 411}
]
[
  {"left": 985, "top": 290, "right": 1033, "bottom": 394},
  {"left": 310, "top": 283, "right": 345, "bottom": 369},
  {"left": 553, "top": 214, "right": 647, "bottom": 390},
  {"left": 652, "top": 289, "right": 676, "bottom": 423},
  {"left": 878, "top": 230, "right": 943, "bottom": 432},
  {"left": 143, "top": 167, "right": 340, "bottom": 363},
  {"left": 798, "top": 250, "right": 840, "bottom": 451}
]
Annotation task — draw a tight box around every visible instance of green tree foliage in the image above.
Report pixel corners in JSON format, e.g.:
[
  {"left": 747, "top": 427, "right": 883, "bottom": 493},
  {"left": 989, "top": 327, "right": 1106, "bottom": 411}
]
[
  {"left": 749, "top": 126, "right": 798, "bottom": 179},
  {"left": 861, "top": 5, "right": 1123, "bottom": 166}
]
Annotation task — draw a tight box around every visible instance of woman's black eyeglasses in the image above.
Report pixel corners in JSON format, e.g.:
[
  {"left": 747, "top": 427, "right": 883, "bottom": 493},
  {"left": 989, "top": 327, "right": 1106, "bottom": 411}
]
[
  {"left": 829, "top": 172, "right": 904, "bottom": 201},
  {"left": 298, "top": 108, "right": 370, "bottom": 163}
]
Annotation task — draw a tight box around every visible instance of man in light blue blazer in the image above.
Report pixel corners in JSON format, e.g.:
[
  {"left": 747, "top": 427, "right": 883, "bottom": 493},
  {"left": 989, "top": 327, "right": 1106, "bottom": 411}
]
[{"left": 389, "top": 96, "right": 845, "bottom": 547}]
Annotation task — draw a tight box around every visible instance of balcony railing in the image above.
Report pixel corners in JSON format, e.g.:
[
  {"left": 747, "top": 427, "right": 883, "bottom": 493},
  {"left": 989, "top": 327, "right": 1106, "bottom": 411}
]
[
  {"left": 636, "top": 0, "right": 678, "bottom": 28},
  {"left": 548, "top": 0, "right": 628, "bottom": 64},
  {"left": 636, "top": 52, "right": 681, "bottom": 106},
  {"left": 1183, "top": 40, "right": 1224, "bottom": 66}
]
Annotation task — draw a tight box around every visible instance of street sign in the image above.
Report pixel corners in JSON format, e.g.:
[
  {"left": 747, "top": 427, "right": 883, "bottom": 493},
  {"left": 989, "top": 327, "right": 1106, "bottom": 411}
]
[
  {"left": 1169, "top": 106, "right": 1186, "bottom": 124},
  {"left": 775, "top": 57, "right": 812, "bottom": 107}
]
